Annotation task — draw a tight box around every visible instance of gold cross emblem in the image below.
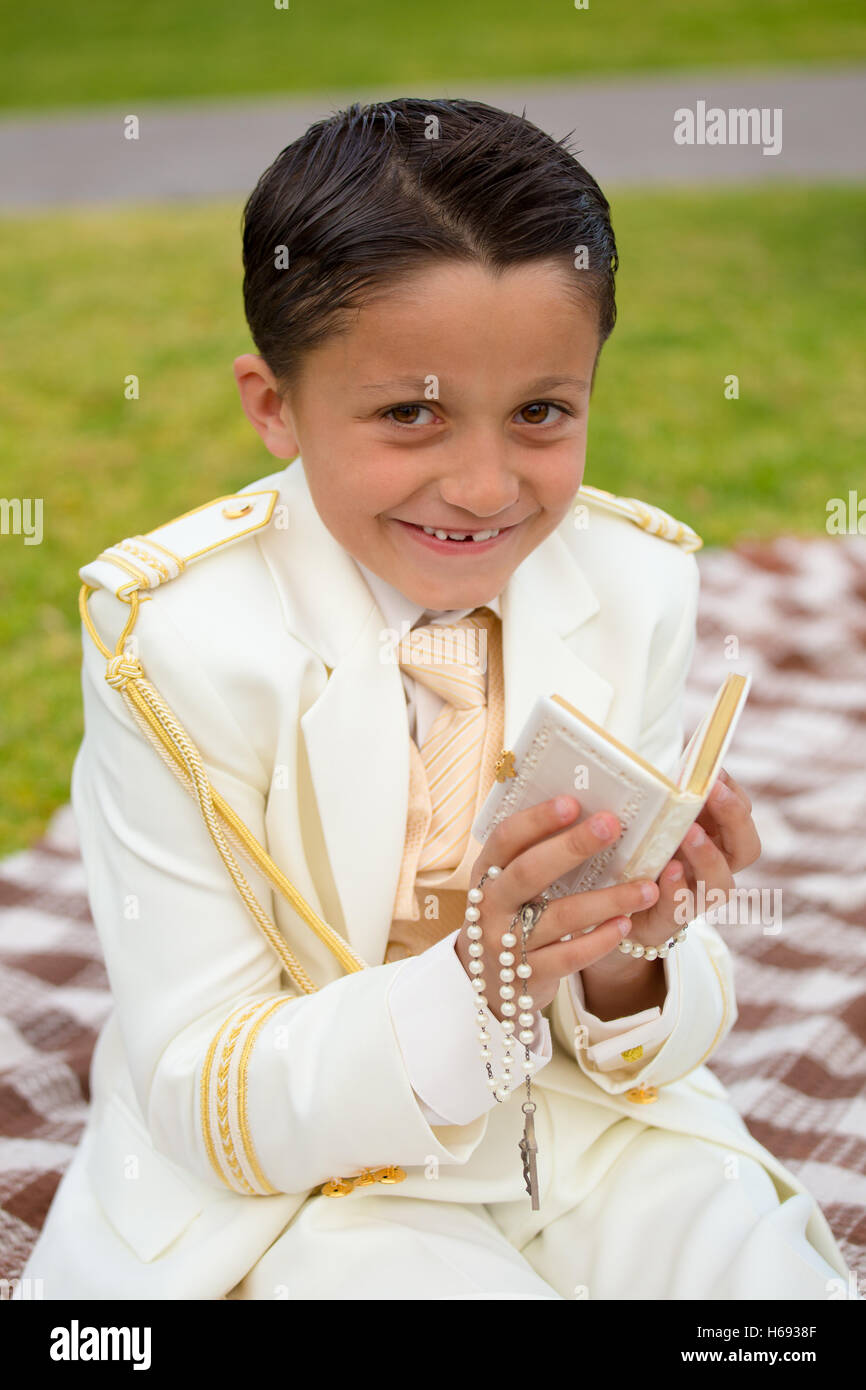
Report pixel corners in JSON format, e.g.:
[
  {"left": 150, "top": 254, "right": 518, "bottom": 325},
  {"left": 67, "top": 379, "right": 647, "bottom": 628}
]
[{"left": 494, "top": 749, "right": 516, "bottom": 781}]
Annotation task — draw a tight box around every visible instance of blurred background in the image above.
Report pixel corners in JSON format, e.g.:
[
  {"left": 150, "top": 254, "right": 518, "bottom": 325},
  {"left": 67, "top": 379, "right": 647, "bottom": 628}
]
[
  {"left": 0, "top": 1, "right": 864, "bottom": 1289},
  {"left": 0, "top": 0, "right": 863, "bottom": 853}
]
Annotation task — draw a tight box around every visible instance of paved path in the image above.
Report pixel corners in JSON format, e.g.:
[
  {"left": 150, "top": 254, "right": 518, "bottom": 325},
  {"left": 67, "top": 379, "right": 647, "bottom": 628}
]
[{"left": 0, "top": 66, "right": 863, "bottom": 209}]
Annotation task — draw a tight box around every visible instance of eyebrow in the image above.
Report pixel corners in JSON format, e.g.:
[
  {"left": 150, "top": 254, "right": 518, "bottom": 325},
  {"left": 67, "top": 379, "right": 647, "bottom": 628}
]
[{"left": 356, "top": 374, "right": 590, "bottom": 394}]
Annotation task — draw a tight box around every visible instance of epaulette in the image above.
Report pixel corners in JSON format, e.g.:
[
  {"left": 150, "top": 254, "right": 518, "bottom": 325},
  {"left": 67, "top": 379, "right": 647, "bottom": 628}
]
[
  {"left": 78, "top": 489, "right": 279, "bottom": 600},
  {"left": 76, "top": 480, "right": 371, "bottom": 993},
  {"left": 576, "top": 484, "right": 702, "bottom": 553}
]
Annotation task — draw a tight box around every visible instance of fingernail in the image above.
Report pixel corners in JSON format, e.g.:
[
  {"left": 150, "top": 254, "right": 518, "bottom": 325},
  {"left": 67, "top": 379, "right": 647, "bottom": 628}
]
[
  {"left": 686, "top": 824, "right": 705, "bottom": 847},
  {"left": 712, "top": 781, "right": 731, "bottom": 803},
  {"left": 555, "top": 796, "right": 578, "bottom": 820},
  {"left": 665, "top": 860, "right": 683, "bottom": 881},
  {"left": 589, "top": 813, "right": 615, "bottom": 839},
  {"left": 617, "top": 917, "right": 633, "bottom": 937},
  {"left": 639, "top": 883, "right": 657, "bottom": 903}
]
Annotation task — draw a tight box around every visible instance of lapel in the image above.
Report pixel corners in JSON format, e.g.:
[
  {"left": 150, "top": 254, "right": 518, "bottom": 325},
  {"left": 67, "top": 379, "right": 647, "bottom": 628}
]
[{"left": 259, "top": 459, "right": 614, "bottom": 965}]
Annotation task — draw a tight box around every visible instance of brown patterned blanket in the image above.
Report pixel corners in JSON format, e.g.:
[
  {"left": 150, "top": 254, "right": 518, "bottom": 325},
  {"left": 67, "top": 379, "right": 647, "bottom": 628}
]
[{"left": 1, "top": 535, "right": 864, "bottom": 1289}]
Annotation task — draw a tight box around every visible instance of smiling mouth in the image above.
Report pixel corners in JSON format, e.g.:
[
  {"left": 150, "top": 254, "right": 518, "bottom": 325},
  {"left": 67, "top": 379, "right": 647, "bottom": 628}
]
[{"left": 395, "top": 518, "right": 516, "bottom": 546}]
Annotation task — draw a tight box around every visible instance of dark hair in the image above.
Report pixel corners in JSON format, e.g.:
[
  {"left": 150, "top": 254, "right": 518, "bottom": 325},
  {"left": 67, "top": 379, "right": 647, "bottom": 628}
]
[{"left": 241, "top": 97, "right": 618, "bottom": 396}]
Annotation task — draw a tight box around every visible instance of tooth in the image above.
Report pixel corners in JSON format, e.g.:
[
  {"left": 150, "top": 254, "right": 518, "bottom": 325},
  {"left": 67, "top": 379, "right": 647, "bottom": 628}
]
[
  {"left": 471, "top": 529, "right": 499, "bottom": 541},
  {"left": 434, "top": 530, "right": 450, "bottom": 540},
  {"left": 422, "top": 526, "right": 436, "bottom": 534}
]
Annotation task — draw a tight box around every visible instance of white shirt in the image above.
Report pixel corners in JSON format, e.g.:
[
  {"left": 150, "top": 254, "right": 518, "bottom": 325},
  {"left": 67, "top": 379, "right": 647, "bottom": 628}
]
[{"left": 354, "top": 557, "right": 678, "bottom": 1125}]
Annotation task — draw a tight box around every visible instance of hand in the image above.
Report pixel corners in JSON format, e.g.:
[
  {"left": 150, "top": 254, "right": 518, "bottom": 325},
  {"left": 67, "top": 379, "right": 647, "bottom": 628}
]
[
  {"left": 455, "top": 797, "right": 660, "bottom": 1021},
  {"left": 578, "top": 767, "right": 762, "bottom": 1012}
]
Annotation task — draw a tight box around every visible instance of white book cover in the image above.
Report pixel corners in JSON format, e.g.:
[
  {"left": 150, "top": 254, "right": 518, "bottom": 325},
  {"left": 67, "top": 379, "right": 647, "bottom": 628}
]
[{"left": 471, "top": 673, "right": 751, "bottom": 901}]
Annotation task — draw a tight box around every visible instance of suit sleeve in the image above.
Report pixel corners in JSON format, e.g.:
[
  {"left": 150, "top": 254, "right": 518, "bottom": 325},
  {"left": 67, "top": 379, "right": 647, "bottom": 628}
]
[
  {"left": 74, "top": 585, "right": 492, "bottom": 1197},
  {"left": 552, "top": 549, "right": 739, "bottom": 1092}
]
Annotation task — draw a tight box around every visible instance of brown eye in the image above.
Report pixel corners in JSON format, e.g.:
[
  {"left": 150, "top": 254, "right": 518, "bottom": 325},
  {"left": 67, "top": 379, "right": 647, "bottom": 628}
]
[
  {"left": 515, "top": 401, "right": 569, "bottom": 426},
  {"left": 384, "top": 404, "right": 436, "bottom": 427},
  {"left": 520, "top": 403, "right": 551, "bottom": 424}
]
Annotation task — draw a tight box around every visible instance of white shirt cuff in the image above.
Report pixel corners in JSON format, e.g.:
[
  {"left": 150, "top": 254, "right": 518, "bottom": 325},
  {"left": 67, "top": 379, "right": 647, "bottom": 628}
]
[
  {"left": 567, "top": 948, "right": 679, "bottom": 1072},
  {"left": 387, "top": 928, "right": 552, "bottom": 1126}
]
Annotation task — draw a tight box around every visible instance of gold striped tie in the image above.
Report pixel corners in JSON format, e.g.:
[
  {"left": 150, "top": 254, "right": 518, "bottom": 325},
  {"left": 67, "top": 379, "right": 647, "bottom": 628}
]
[{"left": 398, "top": 608, "right": 496, "bottom": 875}]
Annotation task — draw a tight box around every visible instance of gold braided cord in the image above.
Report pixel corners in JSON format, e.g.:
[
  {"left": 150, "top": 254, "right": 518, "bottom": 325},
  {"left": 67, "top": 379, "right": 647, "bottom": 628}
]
[
  {"left": 201, "top": 1007, "right": 235, "bottom": 1189},
  {"left": 201, "top": 1001, "right": 257, "bottom": 1192},
  {"left": 216, "top": 1003, "right": 265, "bottom": 1194},
  {"left": 78, "top": 584, "right": 369, "bottom": 985},
  {"left": 237, "top": 996, "right": 292, "bottom": 1195}
]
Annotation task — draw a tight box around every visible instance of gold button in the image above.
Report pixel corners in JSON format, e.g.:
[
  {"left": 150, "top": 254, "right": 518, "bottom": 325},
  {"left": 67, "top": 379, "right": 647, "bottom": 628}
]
[
  {"left": 625, "top": 1084, "right": 658, "bottom": 1104},
  {"left": 221, "top": 502, "right": 254, "bottom": 520},
  {"left": 320, "top": 1179, "right": 354, "bottom": 1197},
  {"left": 376, "top": 1166, "right": 407, "bottom": 1185},
  {"left": 621, "top": 1045, "right": 644, "bottom": 1062}
]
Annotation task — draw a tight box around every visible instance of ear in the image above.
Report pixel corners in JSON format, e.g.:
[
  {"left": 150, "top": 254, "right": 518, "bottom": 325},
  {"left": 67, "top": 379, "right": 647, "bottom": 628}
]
[{"left": 232, "top": 354, "right": 300, "bottom": 460}]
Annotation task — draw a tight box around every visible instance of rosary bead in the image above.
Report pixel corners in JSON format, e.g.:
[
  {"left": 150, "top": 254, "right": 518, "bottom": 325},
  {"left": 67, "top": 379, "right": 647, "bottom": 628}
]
[
  {"left": 486, "top": 1074, "right": 500, "bottom": 1090},
  {"left": 501, "top": 1002, "right": 516, "bottom": 1017},
  {"left": 478, "top": 1029, "right": 491, "bottom": 1044},
  {"left": 499, "top": 967, "right": 515, "bottom": 983},
  {"left": 518, "top": 1011, "right": 535, "bottom": 1027},
  {"left": 521, "top": 1057, "right": 536, "bottom": 1074},
  {"left": 487, "top": 865, "right": 503, "bottom": 878},
  {"left": 675, "top": 929, "right": 688, "bottom": 942},
  {"left": 468, "top": 943, "right": 484, "bottom": 960},
  {"left": 467, "top": 923, "right": 483, "bottom": 940},
  {"left": 619, "top": 939, "right": 634, "bottom": 953},
  {"left": 519, "top": 1028, "right": 535, "bottom": 1045},
  {"left": 644, "top": 947, "right": 658, "bottom": 961},
  {"left": 631, "top": 943, "right": 646, "bottom": 958},
  {"left": 469, "top": 959, "right": 485, "bottom": 974},
  {"left": 499, "top": 984, "right": 515, "bottom": 1000},
  {"left": 501, "top": 931, "right": 517, "bottom": 948},
  {"left": 498, "top": 951, "right": 515, "bottom": 967},
  {"left": 468, "top": 887, "right": 484, "bottom": 904},
  {"left": 464, "top": 906, "right": 480, "bottom": 923},
  {"left": 480, "top": 1046, "right": 492, "bottom": 1060},
  {"left": 517, "top": 994, "right": 534, "bottom": 1010},
  {"left": 516, "top": 962, "right": 533, "bottom": 978},
  {"left": 657, "top": 945, "right": 670, "bottom": 958}
]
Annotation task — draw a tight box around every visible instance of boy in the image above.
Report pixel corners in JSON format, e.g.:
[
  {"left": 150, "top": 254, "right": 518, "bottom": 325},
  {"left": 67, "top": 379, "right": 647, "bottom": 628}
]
[{"left": 18, "top": 98, "right": 853, "bottom": 1300}]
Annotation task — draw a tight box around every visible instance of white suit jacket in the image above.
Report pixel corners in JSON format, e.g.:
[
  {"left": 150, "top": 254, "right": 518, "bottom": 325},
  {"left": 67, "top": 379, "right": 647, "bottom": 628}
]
[
  {"left": 355, "top": 564, "right": 677, "bottom": 1126},
  {"left": 18, "top": 456, "right": 850, "bottom": 1299}
]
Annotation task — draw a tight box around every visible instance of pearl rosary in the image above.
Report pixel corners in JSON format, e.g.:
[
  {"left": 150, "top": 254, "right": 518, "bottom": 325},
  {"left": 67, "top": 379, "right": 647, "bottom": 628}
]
[
  {"left": 464, "top": 865, "right": 538, "bottom": 1102},
  {"left": 463, "top": 864, "right": 546, "bottom": 1207},
  {"left": 461, "top": 867, "right": 692, "bottom": 1209}
]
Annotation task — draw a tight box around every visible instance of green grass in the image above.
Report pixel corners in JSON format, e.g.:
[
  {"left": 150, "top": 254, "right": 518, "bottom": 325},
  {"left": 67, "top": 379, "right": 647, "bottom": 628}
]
[
  {"left": 0, "top": 184, "right": 863, "bottom": 854},
  {"left": 1, "top": 0, "right": 864, "bottom": 111}
]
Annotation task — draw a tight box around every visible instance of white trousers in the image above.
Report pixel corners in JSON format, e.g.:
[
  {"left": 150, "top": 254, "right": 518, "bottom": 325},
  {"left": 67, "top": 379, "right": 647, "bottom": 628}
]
[{"left": 226, "top": 1125, "right": 849, "bottom": 1301}]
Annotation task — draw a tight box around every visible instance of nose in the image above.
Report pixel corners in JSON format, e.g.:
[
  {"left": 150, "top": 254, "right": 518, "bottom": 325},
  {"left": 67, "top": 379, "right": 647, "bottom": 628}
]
[{"left": 436, "top": 437, "right": 520, "bottom": 520}]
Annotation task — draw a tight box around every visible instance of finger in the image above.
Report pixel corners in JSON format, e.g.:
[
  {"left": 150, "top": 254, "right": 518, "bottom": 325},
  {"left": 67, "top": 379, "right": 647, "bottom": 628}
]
[
  {"left": 474, "top": 795, "right": 582, "bottom": 878},
  {"left": 512, "top": 874, "right": 658, "bottom": 953},
  {"left": 679, "top": 821, "right": 736, "bottom": 888},
  {"left": 715, "top": 768, "right": 752, "bottom": 815},
  {"left": 489, "top": 807, "right": 632, "bottom": 911},
  {"left": 527, "top": 914, "right": 632, "bottom": 979},
  {"left": 633, "top": 857, "right": 690, "bottom": 944},
  {"left": 689, "top": 792, "right": 761, "bottom": 874}
]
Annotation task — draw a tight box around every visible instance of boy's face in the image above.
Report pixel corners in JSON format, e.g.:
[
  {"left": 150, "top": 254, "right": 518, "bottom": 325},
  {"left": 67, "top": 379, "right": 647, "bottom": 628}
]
[{"left": 234, "top": 258, "right": 600, "bottom": 612}]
